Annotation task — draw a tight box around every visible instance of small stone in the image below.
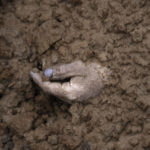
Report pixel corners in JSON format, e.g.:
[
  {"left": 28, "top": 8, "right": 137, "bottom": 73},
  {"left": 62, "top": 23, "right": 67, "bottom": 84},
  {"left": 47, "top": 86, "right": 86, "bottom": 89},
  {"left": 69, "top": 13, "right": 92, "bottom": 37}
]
[{"left": 44, "top": 68, "right": 53, "bottom": 77}]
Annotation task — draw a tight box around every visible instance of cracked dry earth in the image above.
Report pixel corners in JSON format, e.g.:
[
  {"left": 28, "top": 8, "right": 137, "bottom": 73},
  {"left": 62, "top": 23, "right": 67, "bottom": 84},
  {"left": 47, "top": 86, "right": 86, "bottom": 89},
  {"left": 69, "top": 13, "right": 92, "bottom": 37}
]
[{"left": 0, "top": 0, "right": 150, "bottom": 150}]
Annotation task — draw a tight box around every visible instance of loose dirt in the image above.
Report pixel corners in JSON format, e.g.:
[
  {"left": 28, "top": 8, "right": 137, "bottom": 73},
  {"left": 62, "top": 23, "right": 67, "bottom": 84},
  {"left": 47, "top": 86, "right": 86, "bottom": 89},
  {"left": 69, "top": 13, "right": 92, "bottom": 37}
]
[{"left": 0, "top": 0, "right": 150, "bottom": 150}]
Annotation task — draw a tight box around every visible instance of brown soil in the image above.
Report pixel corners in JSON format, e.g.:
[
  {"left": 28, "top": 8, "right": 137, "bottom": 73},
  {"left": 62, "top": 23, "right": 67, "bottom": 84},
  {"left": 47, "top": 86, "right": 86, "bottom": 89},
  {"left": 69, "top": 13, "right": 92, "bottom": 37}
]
[{"left": 0, "top": 0, "right": 150, "bottom": 150}]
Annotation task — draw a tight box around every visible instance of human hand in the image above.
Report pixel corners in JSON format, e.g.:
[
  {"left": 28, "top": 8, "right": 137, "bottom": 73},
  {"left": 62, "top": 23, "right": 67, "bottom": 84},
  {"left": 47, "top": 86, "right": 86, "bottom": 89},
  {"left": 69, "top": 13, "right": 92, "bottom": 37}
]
[{"left": 30, "top": 60, "right": 110, "bottom": 104}]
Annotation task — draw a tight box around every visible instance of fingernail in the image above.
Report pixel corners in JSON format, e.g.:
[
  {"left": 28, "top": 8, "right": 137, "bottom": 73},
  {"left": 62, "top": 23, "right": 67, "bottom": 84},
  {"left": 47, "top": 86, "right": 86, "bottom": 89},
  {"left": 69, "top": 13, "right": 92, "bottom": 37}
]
[{"left": 44, "top": 68, "right": 53, "bottom": 77}]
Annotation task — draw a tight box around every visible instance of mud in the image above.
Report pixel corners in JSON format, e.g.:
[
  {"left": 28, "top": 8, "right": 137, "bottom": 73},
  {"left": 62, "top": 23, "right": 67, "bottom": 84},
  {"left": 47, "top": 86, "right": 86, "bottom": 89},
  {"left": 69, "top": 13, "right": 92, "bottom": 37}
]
[{"left": 0, "top": 0, "right": 150, "bottom": 150}]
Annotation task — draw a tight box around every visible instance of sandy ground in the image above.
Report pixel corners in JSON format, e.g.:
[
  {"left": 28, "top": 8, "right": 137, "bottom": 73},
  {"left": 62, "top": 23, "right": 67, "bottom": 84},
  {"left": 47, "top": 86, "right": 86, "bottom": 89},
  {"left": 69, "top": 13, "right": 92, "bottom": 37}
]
[{"left": 0, "top": 0, "right": 150, "bottom": 150}]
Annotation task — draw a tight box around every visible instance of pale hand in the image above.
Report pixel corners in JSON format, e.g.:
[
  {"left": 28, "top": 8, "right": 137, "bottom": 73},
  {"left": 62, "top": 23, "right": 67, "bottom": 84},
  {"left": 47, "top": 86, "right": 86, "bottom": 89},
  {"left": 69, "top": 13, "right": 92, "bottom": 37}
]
[{"left": 30, "top": 60, "right": 110, "bottom": 104}]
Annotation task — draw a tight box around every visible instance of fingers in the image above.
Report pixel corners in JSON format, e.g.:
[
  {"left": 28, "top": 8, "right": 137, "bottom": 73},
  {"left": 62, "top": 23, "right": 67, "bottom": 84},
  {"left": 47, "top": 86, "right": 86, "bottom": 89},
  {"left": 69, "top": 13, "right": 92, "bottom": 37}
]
[
  {"left": 30, "top": 71, "right": 61, "bottom": 94},
  {"left": 30, "top": 71, "right": 42, "bottom": 86},
  {"left": 46, "top": 60, "right": 86, "bottom": 80},
  {"left": 41, "top": 81, "right": 63, "bottom": 95},
  {"left": 30, "top": 71, "right": 74, "bottom": 102},
  {"left": 41, "top": 81, "right": 77, "bottom": 102}
]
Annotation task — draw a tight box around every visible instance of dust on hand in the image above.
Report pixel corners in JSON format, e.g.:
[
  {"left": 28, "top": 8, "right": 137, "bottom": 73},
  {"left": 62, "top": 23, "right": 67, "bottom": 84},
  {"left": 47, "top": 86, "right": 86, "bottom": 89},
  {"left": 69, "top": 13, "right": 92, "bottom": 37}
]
[{"left": 30, "top": 60, "right": 111, "bottom": 104}]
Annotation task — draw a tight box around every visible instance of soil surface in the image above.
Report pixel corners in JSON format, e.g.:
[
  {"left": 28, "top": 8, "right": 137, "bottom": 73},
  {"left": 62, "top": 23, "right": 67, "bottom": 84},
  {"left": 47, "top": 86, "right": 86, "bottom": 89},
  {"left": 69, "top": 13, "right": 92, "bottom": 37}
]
[{"left": 0, "top": 0, "right": 150, "bottom": 150}]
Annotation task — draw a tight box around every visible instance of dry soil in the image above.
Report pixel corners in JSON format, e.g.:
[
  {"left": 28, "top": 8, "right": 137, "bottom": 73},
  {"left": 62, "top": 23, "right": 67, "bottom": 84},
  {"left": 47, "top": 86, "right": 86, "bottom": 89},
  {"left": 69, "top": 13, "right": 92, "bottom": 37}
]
[{"left": 0, "top": 0, "right": 150, "bottom": 150}]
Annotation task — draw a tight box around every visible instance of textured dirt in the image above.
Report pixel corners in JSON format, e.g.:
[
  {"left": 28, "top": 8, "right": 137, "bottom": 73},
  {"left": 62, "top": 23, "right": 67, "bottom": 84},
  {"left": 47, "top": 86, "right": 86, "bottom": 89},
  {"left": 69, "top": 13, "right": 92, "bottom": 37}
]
[{"left": 0, "top": 0, "right": 150, "bottom": 150}]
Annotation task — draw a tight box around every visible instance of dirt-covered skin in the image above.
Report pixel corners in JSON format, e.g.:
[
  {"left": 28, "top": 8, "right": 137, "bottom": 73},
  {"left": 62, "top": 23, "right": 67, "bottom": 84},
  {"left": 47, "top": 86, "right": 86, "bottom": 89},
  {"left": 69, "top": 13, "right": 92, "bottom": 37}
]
[
  {"left": 30, "top": 60, "right": 110, "bottom": 104},
  {"left": 0, "top": 0, "right": 150, "bottom": 150}
]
